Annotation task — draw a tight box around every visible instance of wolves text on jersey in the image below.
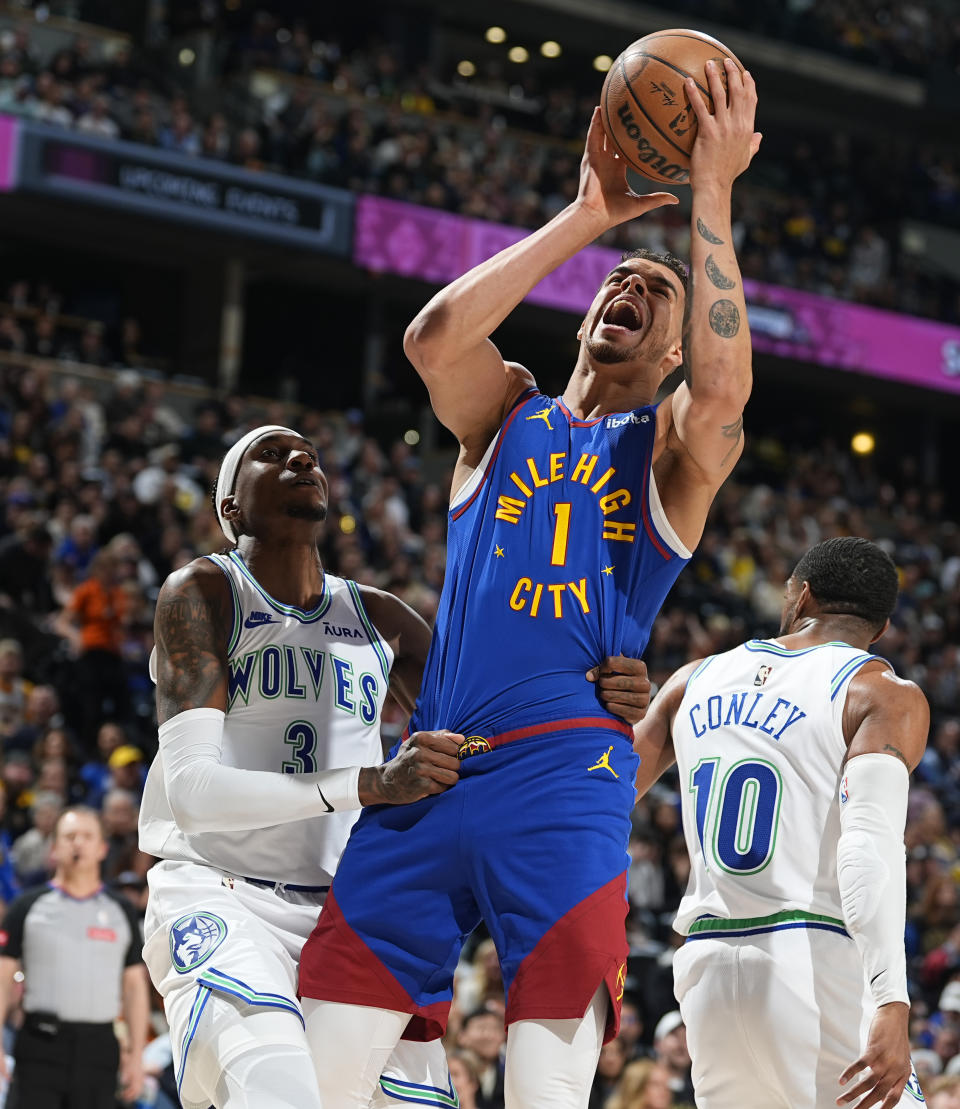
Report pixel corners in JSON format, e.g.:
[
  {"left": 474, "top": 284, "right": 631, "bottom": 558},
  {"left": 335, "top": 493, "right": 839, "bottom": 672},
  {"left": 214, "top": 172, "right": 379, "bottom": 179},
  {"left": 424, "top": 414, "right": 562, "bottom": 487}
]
[{"left": 228, "top": 643, "right": 380, "bottom": 721}]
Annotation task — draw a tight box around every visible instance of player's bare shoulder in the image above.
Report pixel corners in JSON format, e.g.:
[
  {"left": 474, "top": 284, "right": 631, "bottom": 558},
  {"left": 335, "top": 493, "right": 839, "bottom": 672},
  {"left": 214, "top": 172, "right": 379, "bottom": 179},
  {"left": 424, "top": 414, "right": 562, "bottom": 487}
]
[
  {"left": 843, "top": 661, "right": 930, "bottom": 770},
  {"left": 353, "top": 584, "right": 430, "bottom": 651},
  {"left": 154, "top": 556, "right": 232, "bottom": 721}
]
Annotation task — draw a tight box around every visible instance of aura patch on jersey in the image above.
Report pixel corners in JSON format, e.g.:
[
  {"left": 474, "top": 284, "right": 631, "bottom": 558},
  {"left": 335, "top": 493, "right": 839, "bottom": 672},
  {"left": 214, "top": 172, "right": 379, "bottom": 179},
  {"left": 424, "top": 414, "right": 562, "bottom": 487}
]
[{"left": 170, "top": 912, "right": 228, "bottom": 973}]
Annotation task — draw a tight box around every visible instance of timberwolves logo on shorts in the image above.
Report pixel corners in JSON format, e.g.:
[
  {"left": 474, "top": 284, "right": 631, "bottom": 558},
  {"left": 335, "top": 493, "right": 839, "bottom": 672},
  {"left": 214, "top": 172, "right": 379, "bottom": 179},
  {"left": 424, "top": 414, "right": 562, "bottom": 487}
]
[
  {"left": 170, "top": 912, "right": 228, "bottom": 973},
  {"left": 905, "top": 1064, "right": 926, "bottom": 1102}
]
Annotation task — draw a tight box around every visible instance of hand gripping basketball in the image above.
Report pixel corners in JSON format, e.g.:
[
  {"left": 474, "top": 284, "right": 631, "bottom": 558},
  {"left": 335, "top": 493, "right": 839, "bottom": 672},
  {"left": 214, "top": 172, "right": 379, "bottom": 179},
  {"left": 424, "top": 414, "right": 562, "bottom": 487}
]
[
  {"left": 685, "top": 59, "right": 761, "bottom": 191},
  {"left": 576, "top": 107, "right": 679, "bottom": 233}
]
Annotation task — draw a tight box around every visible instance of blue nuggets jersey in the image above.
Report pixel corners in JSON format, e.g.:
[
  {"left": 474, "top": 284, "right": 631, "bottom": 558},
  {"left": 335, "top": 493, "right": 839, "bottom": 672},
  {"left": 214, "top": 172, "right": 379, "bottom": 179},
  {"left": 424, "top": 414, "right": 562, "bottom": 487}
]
[{"left": 410, "top": 389, "right": 691, "bottom": 739}]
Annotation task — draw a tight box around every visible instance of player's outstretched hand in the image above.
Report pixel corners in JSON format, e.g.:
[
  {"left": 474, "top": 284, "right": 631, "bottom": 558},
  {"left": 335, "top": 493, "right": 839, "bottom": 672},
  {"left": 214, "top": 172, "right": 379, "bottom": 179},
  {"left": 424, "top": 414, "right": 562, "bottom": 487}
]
[
  {"left": 686, "top": 58, "right": 761, "bottom": 191},
  {"left": 362, "top": 730, "right": 463, "bottom": 805},
  {"left": 576, "top": 106, "right": 679, "bottom": 232},
  {"left": 587, "top": 655, "right": 651, "bottom": 725},
  {"left": 837, "top": 1002, "right": 911, "bottom": 1109}
]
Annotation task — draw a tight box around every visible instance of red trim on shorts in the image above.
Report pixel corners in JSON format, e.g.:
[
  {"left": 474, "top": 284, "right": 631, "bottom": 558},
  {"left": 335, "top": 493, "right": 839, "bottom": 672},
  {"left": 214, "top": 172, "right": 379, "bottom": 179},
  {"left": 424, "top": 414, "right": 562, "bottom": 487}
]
[
  {"left": 402, "top": 716, "right": 631, "bottom": 749},
  {"left": 298, "top": 890, "right": 449, "bottom": 1041},
  {"left": 450, "top": 389, "right": 538, "bottom": 522},
  {"left": 505, "top": 871, "right": 629, "bottom": 1044}
]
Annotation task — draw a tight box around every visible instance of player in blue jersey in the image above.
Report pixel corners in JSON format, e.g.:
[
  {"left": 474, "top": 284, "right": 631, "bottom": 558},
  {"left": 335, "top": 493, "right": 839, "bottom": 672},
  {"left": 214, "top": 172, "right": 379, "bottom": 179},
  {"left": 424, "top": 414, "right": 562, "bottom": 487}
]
[{"left": 301, "top": 61, "right": 762, "bottom": 1108}]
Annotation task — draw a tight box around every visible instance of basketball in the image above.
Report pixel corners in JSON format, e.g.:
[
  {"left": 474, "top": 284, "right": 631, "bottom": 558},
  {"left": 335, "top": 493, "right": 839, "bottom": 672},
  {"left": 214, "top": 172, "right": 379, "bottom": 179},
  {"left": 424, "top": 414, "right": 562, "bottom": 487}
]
[{"left": 600, "top": 28, "right": 745, "bottom": 186}]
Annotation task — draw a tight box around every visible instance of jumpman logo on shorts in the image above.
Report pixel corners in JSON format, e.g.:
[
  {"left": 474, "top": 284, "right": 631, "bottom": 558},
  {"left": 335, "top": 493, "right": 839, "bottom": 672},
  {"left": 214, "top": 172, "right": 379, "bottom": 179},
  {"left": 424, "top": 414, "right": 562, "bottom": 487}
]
[
  {"left": 526, "top": 405, "right": 555, "bottom": 430},
  {"left": 587, "top": 746, "right": 619, "bottom": 778}
]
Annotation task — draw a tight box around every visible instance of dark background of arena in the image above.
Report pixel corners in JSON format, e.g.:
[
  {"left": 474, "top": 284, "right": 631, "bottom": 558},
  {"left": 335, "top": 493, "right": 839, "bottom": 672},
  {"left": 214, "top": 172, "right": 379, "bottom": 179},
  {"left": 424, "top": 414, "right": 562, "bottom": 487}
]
[{"left": 1, "top": 1, "right": 960, "bottom": 1106}]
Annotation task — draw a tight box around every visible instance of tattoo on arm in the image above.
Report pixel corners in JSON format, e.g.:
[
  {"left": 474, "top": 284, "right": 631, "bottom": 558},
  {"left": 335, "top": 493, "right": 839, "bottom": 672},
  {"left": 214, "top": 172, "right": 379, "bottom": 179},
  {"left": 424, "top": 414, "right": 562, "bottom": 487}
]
[
  {"left": 720, "top": 415, "right": 744, "bottom": 466},
  {"left": 154, "top": 584, "right": 227, "bottom": 720},
  {"left": 883, "top": 743, "right": 910, "bottom": 769},
  {"left": 696, "top": 217, "right": 724, "bottom": 245},
  {"left": 708, "top": 299, "right": 741, "bottom": 338},
  {"left": 705, "top": 253, "right": 736, "bottom": 290}
]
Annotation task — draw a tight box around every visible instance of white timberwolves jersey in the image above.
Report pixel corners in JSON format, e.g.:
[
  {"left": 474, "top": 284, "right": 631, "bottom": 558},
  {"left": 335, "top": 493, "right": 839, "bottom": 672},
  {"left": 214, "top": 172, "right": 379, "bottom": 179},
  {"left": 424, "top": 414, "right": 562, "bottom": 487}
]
[
  {"left": 673, "top": 639, "right": 886, "bottom": 937},
  {"left": 140, "top": 551, "right": 394, "bottom": 886}
]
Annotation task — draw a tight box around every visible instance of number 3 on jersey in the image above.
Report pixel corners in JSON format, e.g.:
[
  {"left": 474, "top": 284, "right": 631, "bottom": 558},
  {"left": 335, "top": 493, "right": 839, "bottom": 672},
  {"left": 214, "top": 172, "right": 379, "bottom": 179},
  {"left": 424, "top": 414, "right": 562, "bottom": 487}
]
[
  {"left": 283, "top": 720, "right": 317, "bottom": 773},
  {"left": 690, "top": 758, "right": 783, "bottom": 875}
]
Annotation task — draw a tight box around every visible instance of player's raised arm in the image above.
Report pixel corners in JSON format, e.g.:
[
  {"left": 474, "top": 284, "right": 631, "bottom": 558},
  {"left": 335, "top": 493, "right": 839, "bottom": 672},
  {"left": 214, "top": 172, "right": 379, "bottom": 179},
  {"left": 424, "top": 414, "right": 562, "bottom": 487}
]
[
  {"left": 153, "top": 563, "right": 459, "bottom": 829},
  {"left": 630, "top": 661, "right": 699, "bottom": 796},
  {"left": 660, "top": 61, "right": 760, "bottom": 526},
  {"left": 835, "top": 665, "right": 929, "bottom": 1109},
  {"left": 404, "top": 108, "right": 678, "bottom": 450}
]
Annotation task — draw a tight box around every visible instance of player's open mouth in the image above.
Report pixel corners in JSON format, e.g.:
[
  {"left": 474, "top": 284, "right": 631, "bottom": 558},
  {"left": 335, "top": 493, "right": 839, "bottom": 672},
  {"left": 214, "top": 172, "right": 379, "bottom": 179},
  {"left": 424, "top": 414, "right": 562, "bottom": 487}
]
[{"left": 601, "top": 297, "right": 644, "bottom": 333}]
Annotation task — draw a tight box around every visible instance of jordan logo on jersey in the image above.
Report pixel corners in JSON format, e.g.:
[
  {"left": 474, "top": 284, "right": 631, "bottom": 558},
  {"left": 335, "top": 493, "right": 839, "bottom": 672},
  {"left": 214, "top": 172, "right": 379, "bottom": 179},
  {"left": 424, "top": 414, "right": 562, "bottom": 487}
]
[
  {"left": 525, "top": 405, "right": 555, "bottom": 430},
  {"left": 587, "top": 746, "right": 619, "bottom": 778},
  {"left": 754, "top": 665, "right": 773, "bottom": 687}
]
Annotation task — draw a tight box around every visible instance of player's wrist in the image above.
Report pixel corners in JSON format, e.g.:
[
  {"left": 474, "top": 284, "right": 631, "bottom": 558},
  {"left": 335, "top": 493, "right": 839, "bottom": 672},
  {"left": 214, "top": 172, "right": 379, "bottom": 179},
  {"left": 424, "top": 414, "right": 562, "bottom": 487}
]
[{"left": 357, "top": 766, "right": 387, "bottom": 806}]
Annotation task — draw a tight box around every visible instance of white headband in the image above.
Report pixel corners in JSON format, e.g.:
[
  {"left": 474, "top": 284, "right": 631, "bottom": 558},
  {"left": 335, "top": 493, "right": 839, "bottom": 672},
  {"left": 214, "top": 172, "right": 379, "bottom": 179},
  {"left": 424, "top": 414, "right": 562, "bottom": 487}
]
[{"left": 216, "top": 425, "right": 301, "bottom": 543}]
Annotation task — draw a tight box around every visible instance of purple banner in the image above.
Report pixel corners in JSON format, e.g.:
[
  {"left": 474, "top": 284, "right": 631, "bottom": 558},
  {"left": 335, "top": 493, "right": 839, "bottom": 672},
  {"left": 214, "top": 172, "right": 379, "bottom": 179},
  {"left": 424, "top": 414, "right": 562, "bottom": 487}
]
[
  {"left": 0, "top": 115, "right": 20, "bottom": 191},
  {"left": 354, "top": 194, "right": 960, "bottom": 396}
]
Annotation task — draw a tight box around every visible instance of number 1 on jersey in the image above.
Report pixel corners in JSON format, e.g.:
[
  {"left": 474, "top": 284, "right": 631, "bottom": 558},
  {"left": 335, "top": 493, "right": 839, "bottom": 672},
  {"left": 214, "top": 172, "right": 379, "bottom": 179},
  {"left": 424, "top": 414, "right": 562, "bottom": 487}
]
[{"left": 551, "top": 502, "right": 572, "bottom": 566}]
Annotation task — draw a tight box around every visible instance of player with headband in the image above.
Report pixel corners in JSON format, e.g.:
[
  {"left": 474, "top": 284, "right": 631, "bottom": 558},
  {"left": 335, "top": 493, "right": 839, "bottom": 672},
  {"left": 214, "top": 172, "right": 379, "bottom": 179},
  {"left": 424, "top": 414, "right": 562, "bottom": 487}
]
[{"left": 139, "top": 424, "right": 648, "bottom": 1109}]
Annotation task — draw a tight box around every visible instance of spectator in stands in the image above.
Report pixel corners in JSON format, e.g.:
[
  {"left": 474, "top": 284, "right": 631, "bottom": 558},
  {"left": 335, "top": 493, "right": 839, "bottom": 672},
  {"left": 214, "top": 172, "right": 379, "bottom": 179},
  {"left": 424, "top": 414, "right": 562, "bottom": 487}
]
[
  {"left": 54, "top": 546, "right": 130, "bottom": 743},
  {"left": 0, "top": 640, "right": 33, "bottom": 738},
  {"left": 929, "top": 1074, "right": 960, "bottom": 1108},
  {"left": 652, "top": 1012, "right": 695, "bottom": 1108},
  {"left": 10, "top": 790, "right": 60, "bottom": 886},
  {"left": 0, "top": 522, "right": 53, "bottom": 613},
  {"left": 106, "top": 744, "right": 146, "bottom": 799},
  {"left": 457, "top": 1006, "right": 506, "bottom": 1109},
  {"left": 606, "top": 1059, "right": 675, "bottom": 1109},
  {"left": 100, "top": 787, "right": 149, "bottom": 881},
  {"left": 448, "top": 1049, "right": 484, "bottom": 1109},
  {"left": 7, "top": 684, "right": 63, "bottom": 754}
]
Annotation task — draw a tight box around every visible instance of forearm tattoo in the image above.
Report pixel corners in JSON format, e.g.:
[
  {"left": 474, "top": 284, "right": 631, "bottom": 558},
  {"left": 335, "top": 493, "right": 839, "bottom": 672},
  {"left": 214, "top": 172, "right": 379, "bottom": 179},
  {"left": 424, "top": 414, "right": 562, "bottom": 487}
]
[
  {"left": 720, "top": 415, "right": 744, "bottom": 466},
  {"left": 696, "top": 217, "right": 724, "bottom": 244},
  {"left": 705, "top": 253, "right": 736, "bottom": 290},
  {"left": 709, "top": 299, "right": 741, "bottom": 338}
]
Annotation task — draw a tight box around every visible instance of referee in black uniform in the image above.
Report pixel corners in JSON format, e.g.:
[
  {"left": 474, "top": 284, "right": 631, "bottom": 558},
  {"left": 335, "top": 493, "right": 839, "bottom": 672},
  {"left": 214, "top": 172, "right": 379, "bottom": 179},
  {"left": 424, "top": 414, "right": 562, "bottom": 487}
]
[{"left": 0, "top": 805, "right": 148, "bottom": 1108}]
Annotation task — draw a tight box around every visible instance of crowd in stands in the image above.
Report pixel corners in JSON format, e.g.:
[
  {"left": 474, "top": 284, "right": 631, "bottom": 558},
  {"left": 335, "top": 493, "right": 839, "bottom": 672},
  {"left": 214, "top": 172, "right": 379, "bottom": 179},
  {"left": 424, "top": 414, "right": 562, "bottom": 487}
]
[
  {"left": 0, "top": 12, "right": 959, "bottom": 323},
  {"left": 2, "top": 327, "right": 960, "bottom": 1102}
]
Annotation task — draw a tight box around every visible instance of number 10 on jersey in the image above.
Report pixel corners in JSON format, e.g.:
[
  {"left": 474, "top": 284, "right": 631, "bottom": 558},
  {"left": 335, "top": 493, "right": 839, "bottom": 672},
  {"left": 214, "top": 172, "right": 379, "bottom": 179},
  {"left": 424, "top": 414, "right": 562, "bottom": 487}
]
[{"left": 690, "top": 758, "right": 783, "bottom": 875}]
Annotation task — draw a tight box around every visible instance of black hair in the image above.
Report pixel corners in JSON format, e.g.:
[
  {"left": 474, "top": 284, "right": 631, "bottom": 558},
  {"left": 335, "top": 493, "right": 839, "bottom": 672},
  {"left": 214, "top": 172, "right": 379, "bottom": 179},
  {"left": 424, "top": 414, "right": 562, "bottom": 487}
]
[
  {"left": 620, "top": 248, "right": 688, "bottom": 292},
  {"left": 791, "top": 537, "right": 899, "bottom": 630}
]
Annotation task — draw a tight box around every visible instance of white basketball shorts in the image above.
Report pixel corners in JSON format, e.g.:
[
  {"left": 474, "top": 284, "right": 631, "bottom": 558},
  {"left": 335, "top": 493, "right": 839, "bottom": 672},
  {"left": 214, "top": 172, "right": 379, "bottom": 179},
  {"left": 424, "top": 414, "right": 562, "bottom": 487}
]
[
  {"left": 673, "top": 924, "right": 926, "bottom": 1109},
  {"left": 144, "top": 860, "right": 454, "bottom": 1109}
]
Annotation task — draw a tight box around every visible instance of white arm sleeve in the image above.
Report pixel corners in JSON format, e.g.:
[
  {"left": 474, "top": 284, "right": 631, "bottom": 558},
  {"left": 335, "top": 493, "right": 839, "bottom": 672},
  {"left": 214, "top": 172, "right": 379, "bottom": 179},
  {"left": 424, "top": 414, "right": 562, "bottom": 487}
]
[
  {"left": 159, "top": 708, "right": 361, "bottom": 834},
  {"left": 836, "top": 752, "right": 910, "bottom": 1007}
]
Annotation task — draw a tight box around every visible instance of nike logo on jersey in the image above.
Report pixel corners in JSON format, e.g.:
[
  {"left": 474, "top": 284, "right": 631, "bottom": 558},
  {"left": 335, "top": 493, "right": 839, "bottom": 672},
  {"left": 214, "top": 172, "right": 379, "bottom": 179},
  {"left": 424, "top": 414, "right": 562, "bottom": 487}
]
[
  {"left": 316, "top": 785, "right": 334, "bottom": 813},
  {"left": 244, "top": 611, "right": 280, "bottom": 628}
]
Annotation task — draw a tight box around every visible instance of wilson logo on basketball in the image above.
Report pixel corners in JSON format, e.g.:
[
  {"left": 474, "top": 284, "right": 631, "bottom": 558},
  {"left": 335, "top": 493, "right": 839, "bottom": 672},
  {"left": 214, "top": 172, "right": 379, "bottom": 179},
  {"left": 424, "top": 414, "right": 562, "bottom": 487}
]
[{"left": 615, "top": 104, "right": 689, "bottom": 183}]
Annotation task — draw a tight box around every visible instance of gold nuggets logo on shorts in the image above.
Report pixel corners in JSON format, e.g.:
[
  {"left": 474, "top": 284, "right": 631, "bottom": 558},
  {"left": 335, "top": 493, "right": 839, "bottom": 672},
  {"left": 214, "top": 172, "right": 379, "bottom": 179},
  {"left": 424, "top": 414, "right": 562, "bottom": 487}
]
[{"left": 458, "top": 736, "right": 492, "bottom": 760}]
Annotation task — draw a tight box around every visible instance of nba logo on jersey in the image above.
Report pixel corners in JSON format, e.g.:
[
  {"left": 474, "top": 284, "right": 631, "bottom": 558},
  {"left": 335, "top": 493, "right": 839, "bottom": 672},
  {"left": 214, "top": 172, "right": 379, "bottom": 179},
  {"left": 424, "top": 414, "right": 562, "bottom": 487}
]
[
  {"left": 170, "top": 911, "right": 228, "bottom": 973},
  {"left": 754, "top": 665, "right": 773, "bottom": 687},
  {"left": 839, "top": 776, "right": 849, "bottom": 805}
]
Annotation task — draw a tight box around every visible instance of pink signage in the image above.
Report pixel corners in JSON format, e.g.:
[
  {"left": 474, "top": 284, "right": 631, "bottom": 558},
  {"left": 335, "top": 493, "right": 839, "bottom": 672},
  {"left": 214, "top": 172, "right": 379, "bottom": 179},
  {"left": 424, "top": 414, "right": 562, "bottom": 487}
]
[
  {"left": 354, "top": 194, "right": 960, "bottom": 396},
  {"left": 0, "top": 115, "right": 19, "bottom": 191}
]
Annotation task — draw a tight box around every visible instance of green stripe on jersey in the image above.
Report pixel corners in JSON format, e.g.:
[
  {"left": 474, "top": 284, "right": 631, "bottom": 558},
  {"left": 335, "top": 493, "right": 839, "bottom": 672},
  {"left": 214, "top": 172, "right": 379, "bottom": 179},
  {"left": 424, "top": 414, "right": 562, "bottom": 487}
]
[
  {"left": 379, "top": 1077, "right": 460, "bottom": 1107},
  {"left": 688, "top": 909, "right": 846, "bottom": 935}
]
